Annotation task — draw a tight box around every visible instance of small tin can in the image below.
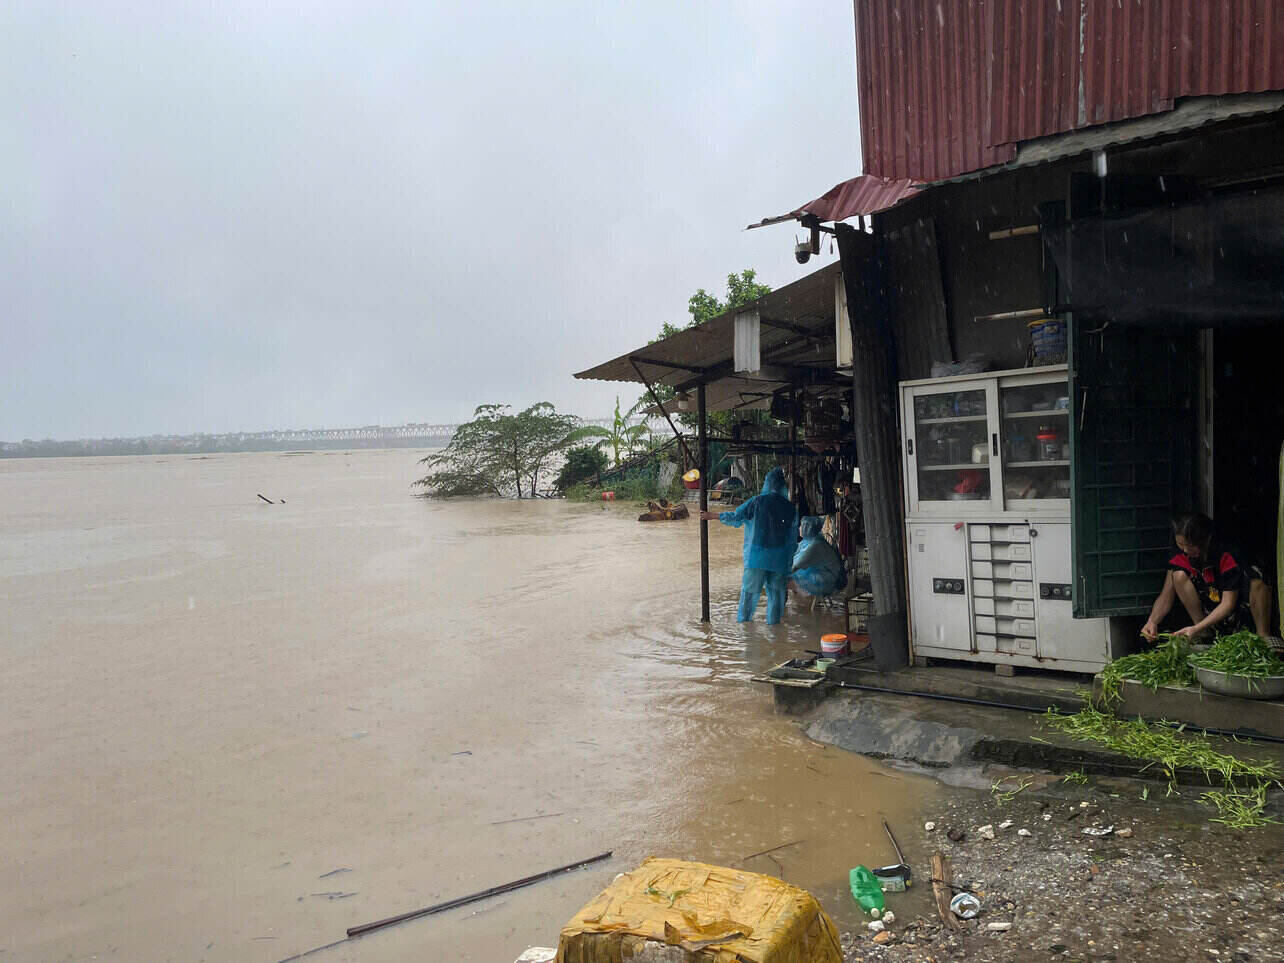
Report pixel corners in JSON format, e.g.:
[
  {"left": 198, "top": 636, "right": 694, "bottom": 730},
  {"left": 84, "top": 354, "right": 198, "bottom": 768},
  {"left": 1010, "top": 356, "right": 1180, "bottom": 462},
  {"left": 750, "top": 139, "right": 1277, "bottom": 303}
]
[{"left": 873, "top": 863, "right": 912, "bottom": 892}]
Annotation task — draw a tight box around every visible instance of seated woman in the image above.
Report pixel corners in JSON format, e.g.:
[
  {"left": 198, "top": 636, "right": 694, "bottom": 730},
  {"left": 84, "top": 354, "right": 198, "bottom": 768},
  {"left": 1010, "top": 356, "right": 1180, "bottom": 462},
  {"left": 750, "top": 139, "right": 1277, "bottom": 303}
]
[{"left": 1141, "top": 512, "right": 1278, "bottom": 645}]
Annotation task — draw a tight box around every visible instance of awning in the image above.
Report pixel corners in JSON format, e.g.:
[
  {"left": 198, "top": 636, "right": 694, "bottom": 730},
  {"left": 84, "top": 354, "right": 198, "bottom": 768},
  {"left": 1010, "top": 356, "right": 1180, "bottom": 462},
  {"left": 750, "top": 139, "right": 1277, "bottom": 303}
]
[
  {"left": 747, "top": 175, "right": 922, "bottom": 230},
  {"left": 1043, "top": 182, "right": 1284, "bottom": 325},
  {"left": 573, "top": 262, "right": 848, "bottom": 413}
]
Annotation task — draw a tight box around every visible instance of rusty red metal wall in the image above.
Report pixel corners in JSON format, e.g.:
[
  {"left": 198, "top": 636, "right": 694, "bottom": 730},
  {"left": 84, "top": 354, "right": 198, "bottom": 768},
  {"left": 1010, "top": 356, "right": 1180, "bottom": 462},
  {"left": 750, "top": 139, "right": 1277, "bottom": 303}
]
[{"left": 854, "top": 0, "right": 1284, "bottom": 183}]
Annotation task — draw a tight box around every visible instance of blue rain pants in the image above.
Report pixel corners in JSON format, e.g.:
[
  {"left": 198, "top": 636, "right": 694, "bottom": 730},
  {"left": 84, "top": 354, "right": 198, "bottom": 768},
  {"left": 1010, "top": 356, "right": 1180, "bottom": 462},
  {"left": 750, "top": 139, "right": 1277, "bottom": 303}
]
[{"left": 739, "top": 568, "right": 788, "bottom": 624}]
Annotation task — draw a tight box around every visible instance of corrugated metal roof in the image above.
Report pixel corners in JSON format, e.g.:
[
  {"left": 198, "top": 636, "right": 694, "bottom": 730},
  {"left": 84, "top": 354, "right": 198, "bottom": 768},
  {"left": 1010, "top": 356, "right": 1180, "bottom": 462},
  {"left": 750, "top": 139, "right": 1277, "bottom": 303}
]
[
  {"left": 854, "top": 0, "right": 1014, "bottom": 184},
  {"left": 853, "top": 0, "right": 1284, "bottom": 183},
  {"left": 573, "top": 263, "right": 845, "bottom": 411},
  {"left": 746, "top": 175, "right": 921, "bottom": 230}
]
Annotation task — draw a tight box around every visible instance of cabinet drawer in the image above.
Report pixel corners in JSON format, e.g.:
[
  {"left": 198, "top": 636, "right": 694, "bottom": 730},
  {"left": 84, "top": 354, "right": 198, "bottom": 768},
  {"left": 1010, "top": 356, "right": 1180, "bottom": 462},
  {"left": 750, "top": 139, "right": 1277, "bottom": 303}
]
[
  {"left": 997, "top": 636, "right": 1037, "bottom": 656},
  {"left": 971, "top": 560, "right": 994, "bottom": 579},
  {"left": 972, "top": 579, "right": 994, "bottom": 598},
  {"left": 997, "top": 617, "right": 1037, "bottom": 637},
  {"left": 995, "top": 598, "right": 1035, "bottom": 618},
  {"left": 993, "top": 561, "right": 1033, "bottom": 580},
  {"left": 969, "top": 525, "right": 991, "bottom": 542},
  {"left": 975, "top": 615, "right": 997, "bottom": 634},
  {"left": 975, "top": 633, "right": 997, "bottom": 652},
  {"left": 971, "top": 542, "right": 993, "bottom": 561},
  {"left": 993, "top": 524, "right": 1030, "bottom": 543},
  {"left": 973, "top": 597, "right": 995, "bottom": 616},
  {"left": 993, "top": 542, "right": 1031, "bottom": 562},
  {"left": 995, "top": 580, "right": 1034, "bottom": 599}
]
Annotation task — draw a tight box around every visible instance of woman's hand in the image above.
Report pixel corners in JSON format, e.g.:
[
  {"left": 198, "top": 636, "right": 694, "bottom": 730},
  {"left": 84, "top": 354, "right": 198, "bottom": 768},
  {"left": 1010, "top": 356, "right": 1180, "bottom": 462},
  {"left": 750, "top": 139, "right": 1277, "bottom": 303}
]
[
  {"left": 1141, "top": 620, "right": 1160, "bottom": 640},
  {"left": 698, "top": 511, "right": 720, "bottom": 522}
]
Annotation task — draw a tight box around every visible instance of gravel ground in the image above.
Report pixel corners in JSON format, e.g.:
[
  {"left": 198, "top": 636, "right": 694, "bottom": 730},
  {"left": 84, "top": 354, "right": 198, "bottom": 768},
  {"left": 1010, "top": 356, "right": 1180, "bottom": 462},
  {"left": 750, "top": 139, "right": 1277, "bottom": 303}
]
[{"left": 841, "top": 779, "right": 1284, "bottom": 963}]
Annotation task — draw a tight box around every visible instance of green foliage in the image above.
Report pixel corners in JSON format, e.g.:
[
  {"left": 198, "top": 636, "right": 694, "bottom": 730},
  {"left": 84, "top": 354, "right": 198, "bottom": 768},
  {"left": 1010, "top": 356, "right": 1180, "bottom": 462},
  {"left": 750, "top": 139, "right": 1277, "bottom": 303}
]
[
  {"left": 414, "top": 402, "right": 595, "bottom": 499},
  {"left": 555, "top": 444, "right": 608, "bottom": 492},
  {"left": 642, "top": 269, "right": 775, "bottom": 433},
  {"left": 579, "top": 396, "right": 652, "bottom": 466}
]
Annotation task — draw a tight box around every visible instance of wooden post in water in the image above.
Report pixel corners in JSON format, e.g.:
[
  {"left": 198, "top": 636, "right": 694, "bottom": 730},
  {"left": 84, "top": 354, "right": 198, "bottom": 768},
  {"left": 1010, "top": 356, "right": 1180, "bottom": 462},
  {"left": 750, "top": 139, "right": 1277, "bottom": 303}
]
[{"left": 699, "top": 383, "right": 710, "bottom": 623}]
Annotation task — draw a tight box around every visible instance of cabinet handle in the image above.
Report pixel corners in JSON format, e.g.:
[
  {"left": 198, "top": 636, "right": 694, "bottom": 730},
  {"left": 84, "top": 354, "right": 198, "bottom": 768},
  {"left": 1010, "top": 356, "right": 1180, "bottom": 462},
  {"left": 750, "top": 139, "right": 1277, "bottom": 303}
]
[
  {"left": 907, "top": 438, "right": 914, "bottom": 456},
  {"left": 991, "top": 433, "right": 998, "bottom": 457}
]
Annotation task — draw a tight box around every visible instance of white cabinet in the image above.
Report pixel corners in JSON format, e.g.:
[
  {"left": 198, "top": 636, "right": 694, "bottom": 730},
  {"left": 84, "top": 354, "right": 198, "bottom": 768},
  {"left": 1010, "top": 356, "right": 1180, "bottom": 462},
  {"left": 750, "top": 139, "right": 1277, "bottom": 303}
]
[{"left": 901, "top": 367, "right": 1125, "bottom": 674}]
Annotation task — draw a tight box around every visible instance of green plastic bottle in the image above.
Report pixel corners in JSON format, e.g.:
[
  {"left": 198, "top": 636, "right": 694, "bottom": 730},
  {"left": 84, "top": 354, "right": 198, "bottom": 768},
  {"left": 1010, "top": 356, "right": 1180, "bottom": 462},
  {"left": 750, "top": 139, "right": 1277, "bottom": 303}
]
[{"left": 849, "top": 865, "right": 885, "bottom": 918}]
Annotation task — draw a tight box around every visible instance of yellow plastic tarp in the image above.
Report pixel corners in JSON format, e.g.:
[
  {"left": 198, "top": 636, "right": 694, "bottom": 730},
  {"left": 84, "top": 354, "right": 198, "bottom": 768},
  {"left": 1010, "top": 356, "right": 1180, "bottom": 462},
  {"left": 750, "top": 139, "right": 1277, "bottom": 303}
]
[{"left": 556, "top": 857, "right": 843, "bottom": 963}]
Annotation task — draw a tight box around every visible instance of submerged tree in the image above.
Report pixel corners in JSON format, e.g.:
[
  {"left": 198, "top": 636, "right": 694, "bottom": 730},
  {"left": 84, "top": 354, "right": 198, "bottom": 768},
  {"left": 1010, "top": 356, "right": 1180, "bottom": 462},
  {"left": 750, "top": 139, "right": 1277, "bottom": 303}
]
[
  {"left": 415, "top": 403, "right": 596, "bottom": 498},
  {"left": 554, "top": 444, "right": 608, "bottom": 491}
]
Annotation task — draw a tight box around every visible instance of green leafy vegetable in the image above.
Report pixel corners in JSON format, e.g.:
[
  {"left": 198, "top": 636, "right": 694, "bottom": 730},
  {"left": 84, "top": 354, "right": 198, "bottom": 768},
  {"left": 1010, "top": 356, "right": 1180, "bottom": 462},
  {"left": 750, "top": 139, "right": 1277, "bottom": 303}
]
[
  {"left": 1098, "top": 634, "right": 1196, "bottom": 704},
  {"left": 1043, "top": 706, "right": 1279, "bottom": 828},
  {"left": 1188, "top": 630, "right": 1284, "bottom": 678}
]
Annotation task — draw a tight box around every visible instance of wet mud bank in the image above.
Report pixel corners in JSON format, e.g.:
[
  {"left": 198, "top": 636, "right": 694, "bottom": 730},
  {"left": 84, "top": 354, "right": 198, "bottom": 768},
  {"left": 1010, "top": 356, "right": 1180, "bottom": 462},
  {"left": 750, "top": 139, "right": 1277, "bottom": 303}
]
[
  {"left": 842, "top": 785, "right": 1284, "bottom": 962},
  {"left": 791, "top": 689, "right": 1284, "bottom": 961}
]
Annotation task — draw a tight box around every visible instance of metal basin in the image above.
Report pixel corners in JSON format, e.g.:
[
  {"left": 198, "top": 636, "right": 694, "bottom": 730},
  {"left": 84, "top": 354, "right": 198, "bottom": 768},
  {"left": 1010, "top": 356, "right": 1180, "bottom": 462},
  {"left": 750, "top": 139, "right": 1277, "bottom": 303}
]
[{"left": 1190, "top": 663, "right": 1284, "bottom": 700}]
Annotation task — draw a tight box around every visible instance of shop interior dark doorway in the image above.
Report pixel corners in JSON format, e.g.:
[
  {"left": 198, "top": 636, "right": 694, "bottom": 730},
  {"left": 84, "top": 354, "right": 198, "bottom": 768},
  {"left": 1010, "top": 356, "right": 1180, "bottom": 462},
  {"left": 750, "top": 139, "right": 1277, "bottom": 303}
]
[{"left": 1213, "top": 325, "right": 1284, "bottom": 635}]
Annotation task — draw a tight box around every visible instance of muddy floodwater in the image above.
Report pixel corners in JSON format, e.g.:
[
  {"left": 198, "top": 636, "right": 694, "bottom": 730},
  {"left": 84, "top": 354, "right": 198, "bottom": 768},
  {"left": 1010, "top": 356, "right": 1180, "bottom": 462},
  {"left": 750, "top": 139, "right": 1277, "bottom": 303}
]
[{"left": 1, "top": 450, "right": 938, "bottom": 961}]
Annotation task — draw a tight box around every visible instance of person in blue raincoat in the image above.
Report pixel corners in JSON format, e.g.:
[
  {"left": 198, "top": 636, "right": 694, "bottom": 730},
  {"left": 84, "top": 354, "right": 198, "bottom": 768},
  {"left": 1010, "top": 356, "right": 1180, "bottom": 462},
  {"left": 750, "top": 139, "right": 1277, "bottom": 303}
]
[
  {"left": 700, "top": 467, "right": 799, "bottom": 624},
  {"left": 792, "top": 516, "right": 846, "bottom": 599}
]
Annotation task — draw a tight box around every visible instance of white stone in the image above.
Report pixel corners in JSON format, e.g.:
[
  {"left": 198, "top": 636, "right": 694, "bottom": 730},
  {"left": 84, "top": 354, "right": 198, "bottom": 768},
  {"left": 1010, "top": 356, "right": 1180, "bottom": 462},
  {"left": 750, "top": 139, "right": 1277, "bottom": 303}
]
[
  {"left": 987, "top": 922, "right": 1012, "bottom": 932},
  {"left": 882, "top": 911, "right": 896, "bottom": 925},
  {"left": 998, "top": 820, "right": 1014, "bottom": 830},
  {"left": 978, "top": 824, "right": 995, "bottom": 840},
  {"left": 1117, "top": 827, "right": 1134, "bottom": 838},
  {"left": 1042, "top": 813, "right": 1053, "bottom": 821},
  {"left": 868, "top": 920, "right": 885, "bottom": 933},
  {"left": 925, "top": 821, "right": 936, "bottom": 831},
  {"left": 1079, "top": 801, "right": 1090, "bottom": 808},
  {"left": 1018, "top": 828, "right": 1032, "bottom": 837},
  {"left": 514, "top": 950, "right": 557, "bottom": 963}
]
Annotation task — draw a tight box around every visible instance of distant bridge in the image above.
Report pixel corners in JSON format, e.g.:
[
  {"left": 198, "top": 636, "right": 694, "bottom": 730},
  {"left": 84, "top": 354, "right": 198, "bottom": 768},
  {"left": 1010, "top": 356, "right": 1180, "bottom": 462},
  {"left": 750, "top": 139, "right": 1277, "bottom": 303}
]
[{"left": 245, "top": 418, "right": 635, "bottom": 445}]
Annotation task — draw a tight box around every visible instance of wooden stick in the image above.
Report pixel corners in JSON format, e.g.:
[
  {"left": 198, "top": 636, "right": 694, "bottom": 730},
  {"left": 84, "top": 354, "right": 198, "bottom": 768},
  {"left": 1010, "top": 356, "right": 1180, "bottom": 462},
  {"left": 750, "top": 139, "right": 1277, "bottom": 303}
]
[
  {"left": 257, "top": 493, "right": 274, "bottom": 504},
  {"left": 931, "top": 852, "right": 961, "bottom": 930},
  {"left": 345, "top": 850, "right": 612, "bottom": 938}
]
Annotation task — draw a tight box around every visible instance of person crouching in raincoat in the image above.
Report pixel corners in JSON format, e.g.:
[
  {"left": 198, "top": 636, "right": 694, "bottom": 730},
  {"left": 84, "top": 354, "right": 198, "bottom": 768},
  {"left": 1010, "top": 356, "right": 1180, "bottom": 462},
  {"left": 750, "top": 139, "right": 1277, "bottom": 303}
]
[{"left": 700, "top": 467, "right": 799, "bottom": 624}]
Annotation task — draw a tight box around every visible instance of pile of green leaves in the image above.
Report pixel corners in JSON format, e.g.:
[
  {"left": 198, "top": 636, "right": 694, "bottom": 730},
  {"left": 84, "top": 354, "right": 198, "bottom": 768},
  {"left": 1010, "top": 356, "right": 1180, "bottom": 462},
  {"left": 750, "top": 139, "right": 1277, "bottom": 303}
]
[
  {"left": 1043, "top": 705, "right": 1280, "bottom": 827},
  {"left": 1188, "top": 630, "right": 1284, "bottom": 678},
  {"left": 1098, "top": 634, "right": 1196, "bottom": 704}
]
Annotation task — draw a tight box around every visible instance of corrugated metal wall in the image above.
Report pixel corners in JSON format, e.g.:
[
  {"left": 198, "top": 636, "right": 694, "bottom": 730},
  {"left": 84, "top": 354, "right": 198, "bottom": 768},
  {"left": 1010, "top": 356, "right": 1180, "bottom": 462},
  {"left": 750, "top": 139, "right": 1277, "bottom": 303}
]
[
  {"left": 854, "top": 0, "right": 1015, "bottom": 186},
  {"left": 854, "top": 0, "right": 1284, "bottom": 183}
]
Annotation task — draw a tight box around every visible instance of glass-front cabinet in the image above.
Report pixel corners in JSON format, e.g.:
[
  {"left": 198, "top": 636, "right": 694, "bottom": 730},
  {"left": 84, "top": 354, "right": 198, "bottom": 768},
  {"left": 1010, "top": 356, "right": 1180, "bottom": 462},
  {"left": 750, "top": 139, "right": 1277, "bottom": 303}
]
[
  {"left": 903, "top": 367, "right": 1070, "bottom": 514},
  {"left": 900, "top": 365, "right": 1125, "bottom": 674}
]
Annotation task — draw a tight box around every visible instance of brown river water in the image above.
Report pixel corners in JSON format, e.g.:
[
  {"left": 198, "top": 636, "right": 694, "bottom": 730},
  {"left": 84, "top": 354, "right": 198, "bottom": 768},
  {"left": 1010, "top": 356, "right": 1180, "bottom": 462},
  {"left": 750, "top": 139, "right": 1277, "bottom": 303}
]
[{"left": 1, "top": 449, "right": 938, "bottom": 962}]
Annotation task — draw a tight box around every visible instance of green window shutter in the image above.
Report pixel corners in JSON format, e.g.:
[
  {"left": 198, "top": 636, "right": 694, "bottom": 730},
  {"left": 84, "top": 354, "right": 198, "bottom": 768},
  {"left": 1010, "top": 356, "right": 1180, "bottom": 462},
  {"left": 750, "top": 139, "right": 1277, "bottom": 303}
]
[{"left": 1069, "top": 320, "right": 1196, "bottom": 617}]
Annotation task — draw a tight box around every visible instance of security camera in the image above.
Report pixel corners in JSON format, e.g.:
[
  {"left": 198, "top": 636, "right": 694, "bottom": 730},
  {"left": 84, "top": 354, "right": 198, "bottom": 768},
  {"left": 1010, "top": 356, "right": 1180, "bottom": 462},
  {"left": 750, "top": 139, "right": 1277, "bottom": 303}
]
[{"left": 794, "top": 238, "right": 812, "bottom": 264}]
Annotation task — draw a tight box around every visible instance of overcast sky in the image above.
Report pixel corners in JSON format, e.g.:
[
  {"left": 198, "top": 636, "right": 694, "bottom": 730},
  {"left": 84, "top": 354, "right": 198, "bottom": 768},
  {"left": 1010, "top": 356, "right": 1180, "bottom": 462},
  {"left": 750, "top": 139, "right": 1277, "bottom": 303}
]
[{"left": 2, "top": 1, "right": 861, "bottom": 440}]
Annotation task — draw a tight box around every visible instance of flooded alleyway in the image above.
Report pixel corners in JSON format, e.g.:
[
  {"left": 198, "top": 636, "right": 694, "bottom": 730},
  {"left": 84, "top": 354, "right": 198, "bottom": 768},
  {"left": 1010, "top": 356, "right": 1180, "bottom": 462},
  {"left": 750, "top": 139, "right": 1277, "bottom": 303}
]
[{"left": 1, "top": 450, "right": 937, "bottom": 962}]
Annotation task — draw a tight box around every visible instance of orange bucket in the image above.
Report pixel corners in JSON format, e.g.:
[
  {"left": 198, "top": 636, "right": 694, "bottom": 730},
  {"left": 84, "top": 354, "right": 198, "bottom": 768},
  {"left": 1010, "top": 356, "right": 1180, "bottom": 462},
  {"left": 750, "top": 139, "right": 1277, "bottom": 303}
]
[{"left": 821, "top": 633, "right": 850, "bottom": 657}]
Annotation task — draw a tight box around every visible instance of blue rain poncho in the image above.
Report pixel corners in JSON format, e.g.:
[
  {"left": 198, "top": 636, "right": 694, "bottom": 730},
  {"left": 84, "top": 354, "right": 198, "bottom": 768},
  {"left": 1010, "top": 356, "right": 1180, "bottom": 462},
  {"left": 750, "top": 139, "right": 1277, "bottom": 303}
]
[
  {"left": 718, "top": 467, "right": 798, "bottom": 575},
  {"left": 792, "top": 516, "right": 846, "bottom": 597}
]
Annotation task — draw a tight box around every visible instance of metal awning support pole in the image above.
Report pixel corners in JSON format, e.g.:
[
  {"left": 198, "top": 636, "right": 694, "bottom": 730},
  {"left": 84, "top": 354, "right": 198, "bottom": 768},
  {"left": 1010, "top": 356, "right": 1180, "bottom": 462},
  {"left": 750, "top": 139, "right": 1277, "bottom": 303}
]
[
  {"left": 630, "top": 358, "right": 695, "bottom": 466},
  {"left": 698, "top": 383, "right": 710, "bottom": 623},
  {"left": 789, "top": 384, "right": 798, "bottom": 497}
]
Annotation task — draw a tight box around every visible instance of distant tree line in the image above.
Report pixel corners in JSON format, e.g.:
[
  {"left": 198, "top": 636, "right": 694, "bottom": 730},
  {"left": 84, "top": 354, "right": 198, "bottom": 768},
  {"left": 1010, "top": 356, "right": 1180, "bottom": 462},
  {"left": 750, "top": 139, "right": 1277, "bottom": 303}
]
[{"left": 0, "top": 435, "right": 446, "bottom": 458}]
